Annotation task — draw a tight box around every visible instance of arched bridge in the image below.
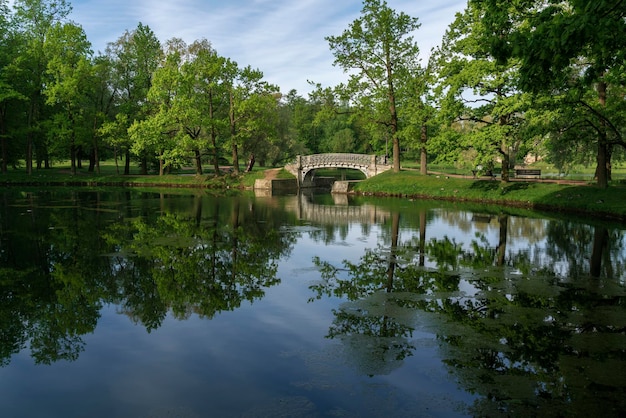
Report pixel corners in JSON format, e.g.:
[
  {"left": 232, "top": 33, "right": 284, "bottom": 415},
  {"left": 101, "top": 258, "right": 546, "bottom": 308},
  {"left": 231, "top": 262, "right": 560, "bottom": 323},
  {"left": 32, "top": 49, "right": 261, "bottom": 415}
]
[{"left": 285, "top": 153, "right": 392, "bottom": 187}]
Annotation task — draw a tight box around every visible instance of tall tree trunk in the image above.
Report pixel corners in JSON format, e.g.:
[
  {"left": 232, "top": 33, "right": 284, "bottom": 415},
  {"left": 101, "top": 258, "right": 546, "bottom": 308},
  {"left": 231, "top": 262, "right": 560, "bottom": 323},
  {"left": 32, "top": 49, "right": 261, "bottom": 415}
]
[
  {"left": 140, "top": 157, "right": 148, "bottom": 175},
  {"left": 595, "top": 81, "right": 609, "bottom": 189},
  {"left": 194, "top": 149, "right": 203, "bottom": 175},
  {"left": 70, "top": 110, "right": 77, "bottom": 175},
  {"left": 245, "top": 154, "right": 255, "bottom": 172},
  {"left": 231, "top": 143, "right": 239, "bottom": 174},
  {"left": 596, "top": 142, "right": 609, "bottom": 189},
  {"left": 26, "top": 134, "right": 33, "bottom": 174},
  {"left": 211, "top": 133, "right": 220, "bottom": 174},
  {"left": 88, "top": 148, "right": 96, "bottom": 172},
  {"left": 420, "top": 123, "right": 428, "bottom": 175},
  {"left": 124, "top": 150, "right": 131, "bottom": 175},
  {"left": 26, "top": 100, "right": 35, "bottom": 175},
  {"left": 386, "top": 47, "right": 400, "bottom": 173},
  {"left": 209, "top": 91, "right": 220, "bottom": 175},
  {"left": 500, "top": 151, "right": 510, "bottom": 182},
  {"left": 114, "top": 147, "right": 119, "bottom": 175},
  {"left": 230, "top": 91, "right": 240, "bottom": 174},
  {"left": 70, "top": 142, "right": 76, "bottom": 175},
  {"left": 499, "top": 113, "right": 511, "bottom": 182},
  {"left": 92, "top": 116, "right": 100, "bottom": 174},
  {"left": 0, "top": 106, "right": 7, "bottom": 174},
  {"left": 76, "top": 145, "right": 83, "bottom": 170}
]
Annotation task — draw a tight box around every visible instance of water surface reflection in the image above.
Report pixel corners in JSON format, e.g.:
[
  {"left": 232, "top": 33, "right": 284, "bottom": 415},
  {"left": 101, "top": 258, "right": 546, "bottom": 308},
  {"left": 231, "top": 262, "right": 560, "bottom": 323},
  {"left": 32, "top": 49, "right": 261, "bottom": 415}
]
[{"left": 0, "top": 190, "right": 624, "bottom": 417}]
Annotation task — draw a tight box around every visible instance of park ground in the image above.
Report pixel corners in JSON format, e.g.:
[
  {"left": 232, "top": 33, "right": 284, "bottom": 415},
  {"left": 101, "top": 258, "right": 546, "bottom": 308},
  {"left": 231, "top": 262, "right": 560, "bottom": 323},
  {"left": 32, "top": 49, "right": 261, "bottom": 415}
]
[{"left": 0, "top": 161, "right": 624, "bottom": 222}]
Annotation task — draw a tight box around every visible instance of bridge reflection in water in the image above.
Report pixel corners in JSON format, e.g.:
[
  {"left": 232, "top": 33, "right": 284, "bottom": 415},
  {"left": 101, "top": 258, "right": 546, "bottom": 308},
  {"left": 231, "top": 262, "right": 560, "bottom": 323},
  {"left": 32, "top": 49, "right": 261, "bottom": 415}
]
[{"left": 256, "top": 191, "right": 391, "bottom": 225}]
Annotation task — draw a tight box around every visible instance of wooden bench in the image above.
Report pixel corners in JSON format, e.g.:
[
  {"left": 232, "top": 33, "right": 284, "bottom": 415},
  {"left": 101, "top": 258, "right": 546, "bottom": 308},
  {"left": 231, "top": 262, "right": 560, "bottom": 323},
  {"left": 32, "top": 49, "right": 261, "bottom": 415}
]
[{"left": 515, "top": 168, "right": 541, "bottom": 178}]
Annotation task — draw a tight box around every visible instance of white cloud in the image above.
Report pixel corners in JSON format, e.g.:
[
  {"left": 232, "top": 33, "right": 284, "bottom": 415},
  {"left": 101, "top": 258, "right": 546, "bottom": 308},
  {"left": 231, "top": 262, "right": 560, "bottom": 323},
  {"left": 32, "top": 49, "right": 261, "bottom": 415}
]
[{"left": 66, "top": 0, "right": 467, "bottom": 95}]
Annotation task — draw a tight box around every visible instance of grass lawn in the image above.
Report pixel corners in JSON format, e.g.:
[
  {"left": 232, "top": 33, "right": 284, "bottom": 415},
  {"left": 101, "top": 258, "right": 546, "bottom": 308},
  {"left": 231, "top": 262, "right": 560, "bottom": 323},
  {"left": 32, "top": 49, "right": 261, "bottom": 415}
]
[{"left": 352, "top": 170, "right": 626, "bottom": 221}]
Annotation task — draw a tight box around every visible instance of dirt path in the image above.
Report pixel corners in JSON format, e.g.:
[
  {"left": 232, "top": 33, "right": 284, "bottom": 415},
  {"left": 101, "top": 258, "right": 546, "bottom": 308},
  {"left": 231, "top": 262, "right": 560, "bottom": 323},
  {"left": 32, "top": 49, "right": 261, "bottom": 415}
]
[
  {"left": 263, "top": 168, "right": 282, "bottom": 180},
  {"left": 428, "top": 171, "right": 589, "bottom": 186}
]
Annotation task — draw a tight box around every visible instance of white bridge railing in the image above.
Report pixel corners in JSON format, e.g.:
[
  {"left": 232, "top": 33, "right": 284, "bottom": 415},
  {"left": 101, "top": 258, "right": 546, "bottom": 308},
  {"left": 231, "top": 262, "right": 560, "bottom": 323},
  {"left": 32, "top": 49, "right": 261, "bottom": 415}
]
[
  {"left": 292, "top": 153, "right": 388, "bottom": 167},
  {"left": 300, "top": 153, "right": 371, "bottom": 167}
]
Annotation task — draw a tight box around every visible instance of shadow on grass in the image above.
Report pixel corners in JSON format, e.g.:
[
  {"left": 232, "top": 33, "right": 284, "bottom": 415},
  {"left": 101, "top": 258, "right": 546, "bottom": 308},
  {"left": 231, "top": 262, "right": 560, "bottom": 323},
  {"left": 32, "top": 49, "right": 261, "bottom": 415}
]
[
  {"left": 469, "top": 180, "right": 532, "bottom": 194},
  {"left": 533, "top": 184, "right": 626, "bottom": 223},
  {"left": 469, "top": 180, "right": 501, "bottom": 192}
]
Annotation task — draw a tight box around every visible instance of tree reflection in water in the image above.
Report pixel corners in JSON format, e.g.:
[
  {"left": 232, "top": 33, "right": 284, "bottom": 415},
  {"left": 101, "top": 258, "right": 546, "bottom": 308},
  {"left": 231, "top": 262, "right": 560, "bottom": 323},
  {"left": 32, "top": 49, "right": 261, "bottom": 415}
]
[
  {"left": 311, "top": 209, "right": 626, "bottom": 417},
  {"left": 0, "top": 190, "right": 625, "bottom": 416},
  {"left": 0, "top": 191, "right": 295, "bottom": 365}
]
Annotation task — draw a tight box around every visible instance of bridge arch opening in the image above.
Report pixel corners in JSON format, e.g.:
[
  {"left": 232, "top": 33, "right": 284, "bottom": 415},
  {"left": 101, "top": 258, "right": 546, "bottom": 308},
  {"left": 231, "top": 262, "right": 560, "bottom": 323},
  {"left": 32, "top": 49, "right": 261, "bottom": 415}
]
[{"left": 302, "top": 167, "right": 367, "bottom": 184}]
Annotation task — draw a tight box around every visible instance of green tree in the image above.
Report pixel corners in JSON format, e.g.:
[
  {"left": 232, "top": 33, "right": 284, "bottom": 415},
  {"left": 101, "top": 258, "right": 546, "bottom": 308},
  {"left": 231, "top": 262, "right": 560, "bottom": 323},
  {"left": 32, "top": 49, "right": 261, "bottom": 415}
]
[
  {"left": 12, "top": 0, "right": 72, "bottom": 173},
  {"left": 224, "top": 63, "right": 279, "bottom": 174},
  {"left": 43, "top": 22, "right": 92, "bottom": 175},
  {"left": 83, "top": 54, "right": 117, "bottom": 173},
  {"left": 308, "top": 88, "right": 366, "bottom": 155},
  {"left": 433, "top": 3, "right": 533, "bottom": 181},
  {"left": 474, "top": 0, "right": 626, "bottom": 187},
  {"left": 131, "top": 38, "right": 232, "bottom": 175},
  {"left": 279, "top": 89, "right": 322, "bottom": 157},
  {"left": 129, "top": 39, "right": 186, "bottom": 175},
  {"left": 103, "top": 23, "right": 162, "bottom": 174},
  {"left": 184, "top": 39, "right": 228, "bottom": 175},
  {"left": 326, "top": 0, "right": 421, "bottom": 172},
  {"left": 396, "top": 60, "right": 434, "bottom": 174},
  {"left": 0, "top": 1, "right": 26, "bottom": 172}
]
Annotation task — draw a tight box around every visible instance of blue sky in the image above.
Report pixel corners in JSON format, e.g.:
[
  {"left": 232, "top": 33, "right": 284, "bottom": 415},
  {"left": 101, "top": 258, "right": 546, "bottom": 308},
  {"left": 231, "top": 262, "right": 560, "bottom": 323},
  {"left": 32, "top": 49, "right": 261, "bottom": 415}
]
[{"left": 14, "top": 0, "right": 468, "bottom": 94}]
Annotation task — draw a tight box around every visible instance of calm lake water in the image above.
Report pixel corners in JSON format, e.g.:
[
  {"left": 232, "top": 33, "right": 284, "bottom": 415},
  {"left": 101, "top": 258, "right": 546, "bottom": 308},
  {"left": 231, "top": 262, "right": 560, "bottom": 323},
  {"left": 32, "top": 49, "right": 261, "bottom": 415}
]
[{"left": 0, "top": 189, "right": 624, "bottom": 417}]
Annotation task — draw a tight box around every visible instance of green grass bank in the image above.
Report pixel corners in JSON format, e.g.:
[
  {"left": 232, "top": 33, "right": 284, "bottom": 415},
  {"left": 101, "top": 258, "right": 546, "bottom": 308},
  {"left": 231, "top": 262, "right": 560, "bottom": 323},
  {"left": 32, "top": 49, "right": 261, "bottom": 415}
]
[
  {"left": 0, "top": 164, "right": 624, "bottom": 222},
  {"left": 350, "top": 170, "right": 626, "bottom": 222}
]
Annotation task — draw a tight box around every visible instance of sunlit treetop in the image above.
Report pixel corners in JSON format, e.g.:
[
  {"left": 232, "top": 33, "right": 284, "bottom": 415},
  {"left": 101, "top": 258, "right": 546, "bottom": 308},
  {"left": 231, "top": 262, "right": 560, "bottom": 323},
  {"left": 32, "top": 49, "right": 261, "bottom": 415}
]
[{"left": 472, "top": 0, "right": 626, "bottom": 91}]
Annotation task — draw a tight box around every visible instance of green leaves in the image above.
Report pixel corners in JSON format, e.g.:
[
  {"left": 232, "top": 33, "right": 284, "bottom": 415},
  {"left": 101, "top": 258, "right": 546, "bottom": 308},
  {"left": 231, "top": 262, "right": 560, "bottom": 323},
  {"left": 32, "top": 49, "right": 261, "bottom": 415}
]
[{"left": 326, "top": 0, "right": 423, "bottom": 172}]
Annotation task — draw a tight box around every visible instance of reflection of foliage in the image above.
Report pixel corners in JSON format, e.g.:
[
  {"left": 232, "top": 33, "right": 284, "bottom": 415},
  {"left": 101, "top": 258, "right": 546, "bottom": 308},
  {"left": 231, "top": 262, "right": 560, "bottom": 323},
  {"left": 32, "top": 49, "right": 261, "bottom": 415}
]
[
  {"left": 120, "top": 213, "right": 282, "bottom": 320},
  {"left": 0, "top": 191, "right": 294, "bottom": 365},
  {"left": 0, "top": 268, "right": 32, "bottom": 366},
  {"left": 311, "top": 233, "right": 462, "bottom": 376},
  {"left": 426, "top": 236, "right": 463, "bottom": 270},
  {"left": 312, "top": 212, "right": 626, "bottom": 415},
  {"left": 0, "top": 198, "right": 104, "bottom": 366},
  {"left": 103, "top": 196, "right": 292, "bottom": 326},
  {"left": 545, "top": 221, "right": 626, "bottom": 279},
  {"left": 428, "top": 272, "right": 626, "bottom": 417},
  {"left": 420, "top": 221, "right": 626, "bottom": 415},
  {"left": 312, "top": 245, "right": 461, "bottom": 302},
  {"left": 330, "top": 298, "right": 416, "bottom": 376}
]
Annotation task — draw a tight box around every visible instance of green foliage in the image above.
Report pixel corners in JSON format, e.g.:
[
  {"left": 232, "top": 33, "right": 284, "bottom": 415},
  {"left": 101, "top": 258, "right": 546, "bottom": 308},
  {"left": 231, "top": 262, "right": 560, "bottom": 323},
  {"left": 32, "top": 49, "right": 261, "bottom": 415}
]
[
  {"left": 326, "top": 0, "right": 423, "bottom": 172},
  {"left": 101, "top": 22, "right": 162, "bottom": 174},
  {"left": 43, "top": 21, "right": 93, "bottom": 173},
  {"left": 473, "top": 0, "right": 626, "bottom": 188},
  {"left": 476, "top": 0, "right": 626, "bottom": 91},
  {"left": 431, "top": 1, "right": 537, "bottom": 181}
]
